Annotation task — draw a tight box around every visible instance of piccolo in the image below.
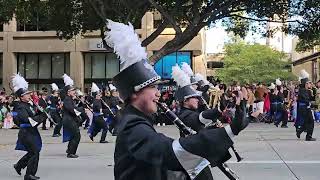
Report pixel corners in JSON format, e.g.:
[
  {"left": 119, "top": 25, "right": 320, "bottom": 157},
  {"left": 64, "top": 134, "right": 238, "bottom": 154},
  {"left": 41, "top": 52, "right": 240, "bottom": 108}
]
[{"left": 156, "top": 102, "right": 240, "bottom": 180}]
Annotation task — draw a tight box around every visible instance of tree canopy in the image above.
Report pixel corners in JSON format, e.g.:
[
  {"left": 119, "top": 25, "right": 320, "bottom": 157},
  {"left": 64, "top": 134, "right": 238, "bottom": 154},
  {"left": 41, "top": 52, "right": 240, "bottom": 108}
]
[
  {"left": 0, "top": 0, "right": 319, "bottom": 63},
  {"left": 216, "top": 43, "right": 295, "bottom": 84}
]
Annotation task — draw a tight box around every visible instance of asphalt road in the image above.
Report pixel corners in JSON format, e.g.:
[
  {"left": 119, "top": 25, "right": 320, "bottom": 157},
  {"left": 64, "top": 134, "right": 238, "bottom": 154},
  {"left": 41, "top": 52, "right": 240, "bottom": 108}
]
[{"left": 0, "top": 122, "right": 320, "bottom": 180}]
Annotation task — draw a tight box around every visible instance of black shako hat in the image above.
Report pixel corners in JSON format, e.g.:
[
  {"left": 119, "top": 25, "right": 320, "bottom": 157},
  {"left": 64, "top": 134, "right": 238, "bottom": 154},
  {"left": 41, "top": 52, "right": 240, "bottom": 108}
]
[
  {"left": 105, "top": 19, "right": 160, "bottom": 101},
  {"left": 175, "top": 84, "right": 201, "bottom": 102},
  {"left": 299, "top": 69, "right": 311, "bottom": 86},
  {"left": 113, "top": 60, "right": 160, "bottom": 100},
  {"left": 171, "top": 64, "right": 201, "bottom": 102}
]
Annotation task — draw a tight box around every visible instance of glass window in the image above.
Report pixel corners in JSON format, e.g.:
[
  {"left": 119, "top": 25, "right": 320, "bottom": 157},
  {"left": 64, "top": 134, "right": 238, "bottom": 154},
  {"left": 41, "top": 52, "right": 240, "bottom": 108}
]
[
  {"left": 106, "top": 53, "right": 119, "bottom": 78},
  {"left": 25, "top": 54, "right": 38, "bottom": 79},
  {"left": 84, "top": 54, "right": 92, "bottom": 79},
  {"left": 84, "top": 53, "right": 120, "bottom": 80},
  {"left": 52, "top": 54, "right": 65, "bottom": 78},
  {"left": 65, "top": 55, "right": 70, "bottom": 74},
  {"left": 39, "top": 54, "right": 51, "bottom": 79},
  {"left": 92, "top": 53, "right": 106, "bottom": 78},
  {"left": 17, "top": 55, "right": 25, "bottom": 77}
]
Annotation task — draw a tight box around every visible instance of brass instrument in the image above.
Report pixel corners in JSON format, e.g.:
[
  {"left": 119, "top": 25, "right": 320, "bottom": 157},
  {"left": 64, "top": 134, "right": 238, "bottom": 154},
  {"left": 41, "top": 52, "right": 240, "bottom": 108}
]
[{"left": 208, "top": 86, "right": 223, "bottom": 109}]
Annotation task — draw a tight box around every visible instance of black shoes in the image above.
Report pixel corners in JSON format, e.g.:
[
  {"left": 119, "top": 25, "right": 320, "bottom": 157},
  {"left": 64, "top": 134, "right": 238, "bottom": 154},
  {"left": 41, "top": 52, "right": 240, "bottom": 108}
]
[
  {"left": 100, "top": 140, "right": 109, "bottom": 143},
  {"left": 281, "top": 125, "right": 288, "bottom": 128},
  {"left": 13, "top": 164, "right": 21, "bottom": 175},
  {"left": 67, "top": 154, "right": 79, "bottom": 158},
  {"left": 52, "top": 134, "right": 60, "bottom": 137},
  {"left": 24, "top": 175, "right": 40, "bottom": 180},
  {"left": 89, "top": 135, "right": 94, "bottom": 141},
  {"left": 306, "top": 138, "right": 316, "bottom": 141}
]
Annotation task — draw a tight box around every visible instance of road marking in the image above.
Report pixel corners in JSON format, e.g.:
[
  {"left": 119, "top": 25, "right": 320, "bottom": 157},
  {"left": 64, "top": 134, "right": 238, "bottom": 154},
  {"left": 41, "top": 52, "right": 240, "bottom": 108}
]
[{"left": 227, "top": 160, "right": 320, "bottom": 164}]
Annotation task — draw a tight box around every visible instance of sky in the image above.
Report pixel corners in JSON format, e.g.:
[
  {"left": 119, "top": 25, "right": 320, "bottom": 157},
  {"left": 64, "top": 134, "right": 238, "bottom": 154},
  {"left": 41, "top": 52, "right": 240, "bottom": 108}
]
[{"left": 205, "top": 23, "right": 294, "bottom": 54}]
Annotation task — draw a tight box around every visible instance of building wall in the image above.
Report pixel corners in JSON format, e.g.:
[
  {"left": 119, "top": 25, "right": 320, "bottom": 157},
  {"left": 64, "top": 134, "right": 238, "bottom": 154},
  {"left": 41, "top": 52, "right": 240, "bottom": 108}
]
[{"left": 0, "top": 12, "right": 205, "bottom": 92}]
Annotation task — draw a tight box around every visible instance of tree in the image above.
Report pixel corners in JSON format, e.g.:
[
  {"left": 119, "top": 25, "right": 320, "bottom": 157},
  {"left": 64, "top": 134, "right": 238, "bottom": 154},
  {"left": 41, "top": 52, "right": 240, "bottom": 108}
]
[
  {"left": 216, "top": 43, "right": 295, "bottom": 84},
  {"left": 0, "top": 0, "right": 319, "bottom": 63}
]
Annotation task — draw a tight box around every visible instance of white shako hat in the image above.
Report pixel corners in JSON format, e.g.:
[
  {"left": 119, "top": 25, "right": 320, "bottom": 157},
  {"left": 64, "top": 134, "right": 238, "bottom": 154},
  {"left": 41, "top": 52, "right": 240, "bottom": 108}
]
[
  {"left": 11, "top": 73, "right": 32, "bottom": 97},
  {"left": 105, "top": 20, "right": 161, "bottom": 101},
  {"left": 172, "top": 64, "right": 201, "bottom": 102},
  {"left": 299, "top": 69, "right": 311, "bottom": 85}
]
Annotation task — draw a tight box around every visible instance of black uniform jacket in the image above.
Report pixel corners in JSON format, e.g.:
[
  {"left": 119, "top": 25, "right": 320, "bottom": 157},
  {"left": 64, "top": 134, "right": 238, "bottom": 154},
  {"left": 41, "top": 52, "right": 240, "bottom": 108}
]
[
  {"left": 14, "top": 101, "right": 45, "bottom": 152},
  {"left": 296, "top": 88, "right": 313, "bottom": 126},
  {"left": 114, "top": 105, "right": 233, "bottom": 180},
  {"left": 62, "top": 96, "right": 81, "bottom": 142}
]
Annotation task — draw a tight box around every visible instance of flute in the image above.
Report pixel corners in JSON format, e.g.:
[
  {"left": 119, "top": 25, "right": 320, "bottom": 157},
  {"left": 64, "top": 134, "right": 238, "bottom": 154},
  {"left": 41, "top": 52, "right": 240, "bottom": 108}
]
[{"left": 156, "top": 102, "right": 240, "bottom": 180}]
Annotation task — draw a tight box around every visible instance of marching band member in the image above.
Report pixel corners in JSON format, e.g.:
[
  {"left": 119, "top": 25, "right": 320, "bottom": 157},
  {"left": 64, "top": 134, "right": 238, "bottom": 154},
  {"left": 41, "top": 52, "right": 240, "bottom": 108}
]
[
  {"left": 88, "top": 82, "right": 109, "bottom": 143},
  {"left": 105, "top": 19, "right": 249, "bottom": 180},
  {"left": 12, "top": 74, "right": 46, "bottom": 180}
]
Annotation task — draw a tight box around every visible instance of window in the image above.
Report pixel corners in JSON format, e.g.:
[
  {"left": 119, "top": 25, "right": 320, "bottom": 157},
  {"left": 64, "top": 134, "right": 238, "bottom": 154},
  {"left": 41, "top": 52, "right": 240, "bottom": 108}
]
[
  {"left": 154, "top": 51, "right": 192, "bottom": 79},
  {"left": 0, "top": 23, "right": 3, "bottom": 32},
  {"left": 84, "top": 52, "right": 119, "bottom": 80},
  {"left": 207, "top": 61, "right": 224, "bottom": 69},
  {"left": 17, "top": 53, "right": 70, "bottom": 88}
]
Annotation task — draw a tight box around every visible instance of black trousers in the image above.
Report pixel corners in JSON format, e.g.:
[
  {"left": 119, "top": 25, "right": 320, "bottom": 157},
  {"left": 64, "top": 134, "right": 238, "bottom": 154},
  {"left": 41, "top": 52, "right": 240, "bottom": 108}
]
[
  {"left": 305, "top": 110, "right": 315, "bottom": 139},
  {"left": 16, "top": 135, "right": 40, "bottom": 176},
  {"left": 91, "top": 116, "right": 108, "bottom": 141},
  {"left": 64, "top": 120, "right": 81, "bottom": 155},
  {"left": 51, "top": 110, "right": 62, "bottom": 135}
]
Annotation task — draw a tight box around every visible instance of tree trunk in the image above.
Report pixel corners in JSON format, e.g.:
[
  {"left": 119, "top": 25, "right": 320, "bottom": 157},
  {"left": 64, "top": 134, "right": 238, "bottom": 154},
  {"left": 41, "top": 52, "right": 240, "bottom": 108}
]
[{"left": 148, "top": 25, "right": 203, "bottom": 65}]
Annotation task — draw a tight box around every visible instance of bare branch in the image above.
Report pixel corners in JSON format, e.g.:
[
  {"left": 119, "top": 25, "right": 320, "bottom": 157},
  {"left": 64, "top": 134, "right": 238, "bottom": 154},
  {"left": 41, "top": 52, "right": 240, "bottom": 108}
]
[
  {"left": 141, "top": 20, "right": 168, "bottom": 47},
  {"left": 86, "top": 0, "right": 107, "bottom": 21},
  {"left": 230, "top": 14, "right": 306, "bottom": 25},
  {"left": 148, "top": 0, "right": 182, "bottom": 35}
]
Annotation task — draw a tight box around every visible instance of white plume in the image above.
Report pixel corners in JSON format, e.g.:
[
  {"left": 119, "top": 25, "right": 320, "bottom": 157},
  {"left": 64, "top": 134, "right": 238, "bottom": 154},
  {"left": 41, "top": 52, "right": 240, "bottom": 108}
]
[
  {"left": 109, "top": 84, "right": 117, "bottom": 91},
  {"left": 275, "top": 78, "right": 282, "bottom": 86},
  {"left": 11, "top": 73, "right": 28, "bottom": 92},
  {"left": 268, "top": 83, "right": 275, "bottom": 90},
  {"left": 105, "top": 19, "right": 147, "bottom": 71},
  {"left": 194, "top": 73, "right": 209, "bottom": 85},
  {"left": 62, "top": 74, "right": 74, "bottom": 86},
  {"left": 172, "top": 64, "right": 191, "bottom": 87},
  {"left": 181, "top": 62, "right": 194, "bottom": 77},
  {"left": 299, "top": 69, "right": 309, "bottom": 80},
  {"left": 76, "top": 89, "right": 83, "bottom": 96},
  {"left": 91, "top": 82, "right": 100, "bottom": 93},
  {"left": 51, "top": 83, "right": 59, "bottom": 91}
]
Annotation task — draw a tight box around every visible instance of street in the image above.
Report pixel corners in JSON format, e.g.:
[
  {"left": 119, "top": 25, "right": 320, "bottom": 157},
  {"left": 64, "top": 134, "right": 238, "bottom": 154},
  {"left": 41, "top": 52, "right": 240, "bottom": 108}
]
[{"left": 0, "top": 122, "right": 320, "bottom": 180}]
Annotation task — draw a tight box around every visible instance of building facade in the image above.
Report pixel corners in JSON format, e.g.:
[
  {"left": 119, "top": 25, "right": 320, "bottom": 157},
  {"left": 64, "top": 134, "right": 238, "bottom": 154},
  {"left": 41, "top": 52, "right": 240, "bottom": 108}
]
[
  {"left": 291, "top": 37, "right": 320, "bottom": 82},
  {"left": 0, "top": 12, "right": 206, "bottom": 93}
]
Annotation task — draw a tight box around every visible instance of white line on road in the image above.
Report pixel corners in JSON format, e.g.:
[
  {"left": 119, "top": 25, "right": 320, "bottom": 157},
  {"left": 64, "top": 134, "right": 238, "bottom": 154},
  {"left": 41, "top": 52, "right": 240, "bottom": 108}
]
[{"left": 227, "top": 160, "right": 320, "bottom": 164}]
